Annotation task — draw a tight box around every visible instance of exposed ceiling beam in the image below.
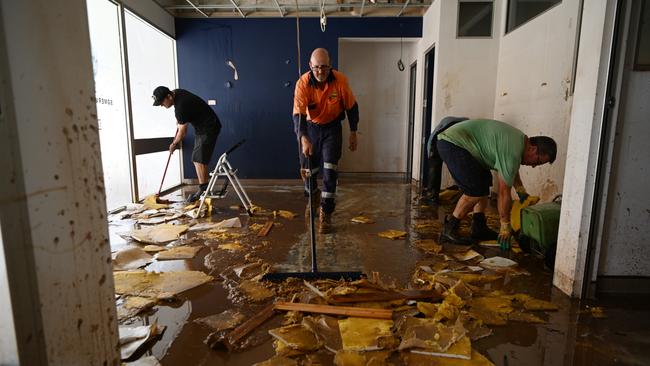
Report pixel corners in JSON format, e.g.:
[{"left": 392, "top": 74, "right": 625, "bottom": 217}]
[
  {"left": 164, "top": 2, "right": 432, "bottom": 13},
  {"left": 397, "top": 0, "right": 411, "bottom": 17},
  {"left": 229, "top": 0, "right": 246, "bottom": 18},
  {"left": 272, "top": 0, "right": 285, "bottom": 17},
  {"left": 185, "top": 0, "right": 208, "bottom": 18}
]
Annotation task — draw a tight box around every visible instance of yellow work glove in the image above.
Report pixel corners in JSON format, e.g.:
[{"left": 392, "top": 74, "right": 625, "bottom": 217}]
[{"left": 498, "top": 221, "right": 512, "bottom": 251}]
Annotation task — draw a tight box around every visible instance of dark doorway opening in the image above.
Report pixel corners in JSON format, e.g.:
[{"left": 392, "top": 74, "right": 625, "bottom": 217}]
[
  {"left": 419, "top": 47, "right": 435, "bottom": 189},
  {"left": 405, "top": 61, "right": 417, "bottom": 182}
]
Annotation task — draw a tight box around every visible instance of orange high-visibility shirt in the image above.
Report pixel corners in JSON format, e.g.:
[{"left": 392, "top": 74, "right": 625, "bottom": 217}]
[{"left": 293, "top": 70, "right": 357, "bottom": 125}]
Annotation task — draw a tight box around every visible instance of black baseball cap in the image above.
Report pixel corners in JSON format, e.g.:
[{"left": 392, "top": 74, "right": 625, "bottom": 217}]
[{"left": 152, "top": 86, "right": 171, "bottom": 106}]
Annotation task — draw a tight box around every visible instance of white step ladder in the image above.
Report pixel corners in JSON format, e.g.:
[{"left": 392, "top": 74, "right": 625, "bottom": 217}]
[{"left": 194, "top": 139, "right": 253, "bottom": 218}]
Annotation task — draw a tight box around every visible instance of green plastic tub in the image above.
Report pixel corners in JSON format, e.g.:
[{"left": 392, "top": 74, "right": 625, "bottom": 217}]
[{"left": 520, "top": 198, "right": 561, "bottom": 268}]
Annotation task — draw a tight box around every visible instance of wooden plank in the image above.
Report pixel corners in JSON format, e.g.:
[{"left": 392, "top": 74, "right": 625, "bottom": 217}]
[
  {"left": 329, "top": 289, "right": 442, "bottom": 304},
  {"left": 274, "top": 301, "right": 393, "bottom": 319},
  {"left": 257, "top": 221, "right": 273, "bottom": 237},
  {"left": 207, "top": 302, "right": 276, "bottom": 350}
]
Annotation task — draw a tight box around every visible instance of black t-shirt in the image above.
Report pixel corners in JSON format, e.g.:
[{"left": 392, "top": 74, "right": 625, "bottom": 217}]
[{"left": 173, "top": 89, "right": 221, "bottom": 135}]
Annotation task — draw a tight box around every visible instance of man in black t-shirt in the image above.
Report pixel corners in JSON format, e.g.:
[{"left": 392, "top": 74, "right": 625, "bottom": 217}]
[{"left": 152, "top": 86, "right": 222, "bottom": 202}]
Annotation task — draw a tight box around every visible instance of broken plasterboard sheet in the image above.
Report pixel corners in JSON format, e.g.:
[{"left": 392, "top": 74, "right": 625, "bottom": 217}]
[
  {"left": 301, "top": 315, "right": 342, "bottom": 353},
  {"left": 232, "top": 261, "right": 270, "bottom": 280},
  {"left": 275, "top": 210, "right": 297, "bottom": 219},
  {"left": 452, "top": 250, "right": 484, "bottom": 262},
  {"left": 189, "top": 222, "right": 222, "bottom": 232},
  {"left": 113, "top": 247, "right": 154, "bottom": 271},
  {"left": 142, "top": 245, "right": 167, "bottom": 253},
  {"left": 114, "top": 270, "right": 213, "bottom": 299},
  {"left": 351, "top": 216, "right": 375, "bottom": 224},
  {"left": 119, "top": 322, "right": 165, "bottom": 360},
  {"left": 333, "top": 350, "right": 391, "bottom": 366},
  {"left": 116, "top": 296, "right": 157, "bottom": 321},
  {"left": 252, "top": 356, "right": 298, "bottom": 366},
  {"left": 239, "top": 279, "right": 275, "bottom": 301},
  {"left": 398, "top": 317, "right": 466, "bottom": 352},
  {"left": 377, "top": 230, "right": 407, "bottom": 240},
  {"left": 127, "top": 224, "right": 189, "bottom": 245},
  {"left": 338, "top": 317, "right": 394, "bottom": 351},
  {"left": 214, "top": 217, "right": 242, "bottom": 229},
  {"left": 268, "top": 324, "right": 321, "bottom": 352},
  {"left": 414, "top": 239, "right": 443, "bottom": 254},
  {"left": 142, "top": 195, "right": 169, "bottom": 210},
  {"left": 123, "top": 355, "right": 161, "bottom": 366},
  {"left": 154, "top": 246, "right": 203, "bottom": 260},
  {"left": 402, "top": 348, "right": 495, "bottom": 366},
  {"left": 194, "top": 309, "right": 246, "bottom": 332},
  {"left": 411, "top": 335, "right": 471, "bottom": 360},
  {"left": 273, "top": 339, "right": 305, "bottom": 358},
  {"left": 479, "top": 256, "right": 518, "bottom": 269}
]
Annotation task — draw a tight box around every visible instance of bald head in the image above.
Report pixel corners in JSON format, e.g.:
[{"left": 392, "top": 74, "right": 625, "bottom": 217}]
[
  {"left": 310, "top": 48, "right": 330, "bottom": 65},
  {"left": 309, "top": 48, "right": 332, "bottom": 82}
]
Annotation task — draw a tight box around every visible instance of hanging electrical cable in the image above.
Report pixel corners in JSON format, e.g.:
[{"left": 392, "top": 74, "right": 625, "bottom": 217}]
[
  {"left": 320, "top": 0, "right": 327, "bottom": 32},
  {"left": 397, "top": 36, "right": 405, "bottom": 71},
  {"left": 295, "top": 0, "right": 302, "bottom": 76}
]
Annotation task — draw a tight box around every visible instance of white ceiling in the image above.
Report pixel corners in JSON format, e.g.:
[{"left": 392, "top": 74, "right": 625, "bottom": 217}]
[{"left": 154, "top": 0, "right": 433, "bottom": 18}]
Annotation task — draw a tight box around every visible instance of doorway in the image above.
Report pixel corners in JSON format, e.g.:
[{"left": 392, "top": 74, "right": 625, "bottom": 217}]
[
  {"left": 585, "top": 0, "right": 650, "bottom": 296},
  {"left": 419, "top": 47, "right": 435, "bottom": 188}
]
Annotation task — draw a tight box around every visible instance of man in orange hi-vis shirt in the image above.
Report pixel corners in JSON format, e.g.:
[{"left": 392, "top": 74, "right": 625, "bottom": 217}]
[{"left": 293, "top": 48, "right": 360, "bottom": 234}]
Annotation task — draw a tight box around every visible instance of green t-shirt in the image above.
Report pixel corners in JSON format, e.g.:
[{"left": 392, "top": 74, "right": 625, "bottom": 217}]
[{"left": 438, "top": 119, "right": 525, "bottom": 187}]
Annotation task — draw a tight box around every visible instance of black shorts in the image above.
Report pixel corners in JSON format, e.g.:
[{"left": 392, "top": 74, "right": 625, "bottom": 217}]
[
  {"left": 436, "top": 139, "right": 492, "bottom": 197},
  {"left": 192, "top": 130, "right": 219, "bottom": 165}
]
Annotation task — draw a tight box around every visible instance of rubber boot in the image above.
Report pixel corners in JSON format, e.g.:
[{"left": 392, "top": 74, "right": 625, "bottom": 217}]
[
  {"left": 319, "top": 207, "right": 333, "bottom": 234},
  {"left": 440, "top": 215, "right": 473, "bottom": 245},
  {"left": 470, "top": 212, "right": 498, "bottom": 241}
]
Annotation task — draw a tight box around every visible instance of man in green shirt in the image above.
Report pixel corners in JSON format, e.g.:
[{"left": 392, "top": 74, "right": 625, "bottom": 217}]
[{"left": 436, "top": 119, "right": 557, "bottom": 249}]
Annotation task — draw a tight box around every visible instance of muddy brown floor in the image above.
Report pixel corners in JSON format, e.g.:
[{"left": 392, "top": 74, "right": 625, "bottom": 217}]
[{"left": 109, "top": 179, "right": 650, "bottom": 366}]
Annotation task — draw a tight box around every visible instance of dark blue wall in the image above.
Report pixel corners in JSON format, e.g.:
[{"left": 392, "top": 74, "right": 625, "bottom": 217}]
[{"left": 176, "top": 17, "right": 422, "bottom": 179}]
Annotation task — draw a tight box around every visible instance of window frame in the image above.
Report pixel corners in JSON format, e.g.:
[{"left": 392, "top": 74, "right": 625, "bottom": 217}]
[
  {"left": 505, "top": 0, "right": 563, "bottom": 35},
  {"left": 633, "top": 0, "right": 650, "bottom": 71},
  {"left": 457, "top": 0, "right": 494, "bottom": 39}
]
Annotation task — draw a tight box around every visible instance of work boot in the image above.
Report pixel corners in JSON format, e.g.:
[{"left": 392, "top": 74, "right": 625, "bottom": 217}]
[
  {"left": 470, "top": 212, "right": 498, "bottom": 241},
  {"left": 186, "top": 189, "right": 204, "bottom": 203},
  {"left": 186, "top": 183, "right": 208, "bottom": 203},
  {"left": 440, "top": 215, "right": 473, "bottom": 245},
  {"left": 319, "top": 207, "right": 333, "bottom": 234}
]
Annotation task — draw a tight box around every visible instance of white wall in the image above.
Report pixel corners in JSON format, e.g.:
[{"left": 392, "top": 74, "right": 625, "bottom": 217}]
[
  {"left": 493, "top": 0, "right": 581, "bottom": 201},
  {"left": 433, "top": 0, "right": 501, "bottom": 124},
  {"left": 0, "top": 0, "right": 119, "bottom": 363},
  {"left": 338, "top": 39, "right": 417, "bottom": 173},
  {"left": 412, "top": 0, "right": 502, "bottom": 182}
]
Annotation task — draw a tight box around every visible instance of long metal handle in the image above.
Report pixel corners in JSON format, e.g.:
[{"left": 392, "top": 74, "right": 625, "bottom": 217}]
[
  {"left": 225, "top": 139, "right": 246, "bottom": 155},
  {"left": 307, "top": 157, "right": 317, "bottom": 273}
]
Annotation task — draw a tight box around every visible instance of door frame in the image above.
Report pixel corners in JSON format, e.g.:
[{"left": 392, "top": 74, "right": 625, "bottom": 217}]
[
  {"left": 419, "top": 46, "right": 435, "bottom": 189},
  {"left": 406, "top": 61, "right": 417, "bottom": 182}
]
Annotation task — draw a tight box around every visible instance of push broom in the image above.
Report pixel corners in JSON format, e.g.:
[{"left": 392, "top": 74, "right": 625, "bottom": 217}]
[{"left": 263, "top": 157, "right": 364, "bottom": 281}]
